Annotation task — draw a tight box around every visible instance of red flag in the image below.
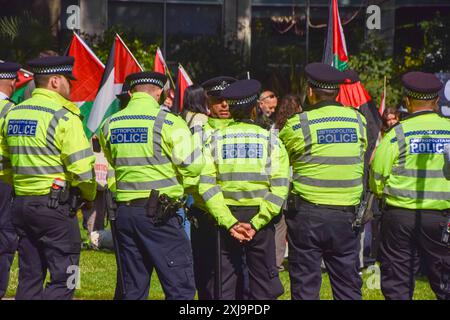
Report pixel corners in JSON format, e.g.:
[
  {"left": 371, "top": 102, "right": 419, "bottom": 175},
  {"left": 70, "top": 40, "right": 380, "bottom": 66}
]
[
  {"left": 154, "top": 47, "right": 166, "bottom": 74},
  {"left": 174, "top": 64, "right": 193, "bottom": 113},
  {"left": 67, "top": 32, "right": 105, "bottom": 102}
]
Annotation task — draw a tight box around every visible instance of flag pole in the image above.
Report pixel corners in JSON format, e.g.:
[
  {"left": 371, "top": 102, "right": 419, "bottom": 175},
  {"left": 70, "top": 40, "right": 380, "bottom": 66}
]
[{"left": 166, "top": 65, "right": 176, "bottom": 90}]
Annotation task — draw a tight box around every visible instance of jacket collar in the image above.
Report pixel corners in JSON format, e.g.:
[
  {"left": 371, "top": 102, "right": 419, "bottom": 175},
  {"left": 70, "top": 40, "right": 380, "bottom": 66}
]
[
  {"left": 128, "top": 91, "right": 160, "bottom": 110},
  {"left": 32, "top": 88, "right": 79, "bottom": 115}
]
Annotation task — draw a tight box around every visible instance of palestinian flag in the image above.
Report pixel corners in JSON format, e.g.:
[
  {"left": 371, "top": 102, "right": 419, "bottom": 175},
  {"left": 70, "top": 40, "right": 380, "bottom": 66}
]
[
  {"left": 67, "top": 32, "right": 105, "bottom": 136},
  {"left": 11, "top": 68, "right": 33, "bottom": 104},
  {"left": 154, "top": 47, "right": 167, "bottom": 74},
  {"left": 323, "top": 0, "right": 349, "bottom": 71},
  {"left": 86, "top": 34, "right": 143, "bottom": 137},
  {"left": 173, "top": 64, "right": 193, "bottom": 114}
]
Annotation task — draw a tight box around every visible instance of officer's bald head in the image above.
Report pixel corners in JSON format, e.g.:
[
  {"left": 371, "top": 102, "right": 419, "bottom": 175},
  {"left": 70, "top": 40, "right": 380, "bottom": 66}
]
[{"left": 132, "top": 83, "right": 163, "bottom": 102}]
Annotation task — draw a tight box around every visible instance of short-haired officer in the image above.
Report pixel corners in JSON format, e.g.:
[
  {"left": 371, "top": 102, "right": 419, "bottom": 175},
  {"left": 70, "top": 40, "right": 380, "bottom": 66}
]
[
  {"left": 279, "top": 63, "right": 367, "bottom": 300},
  {"left": 99, "top": 71, "right": 205, "bottom": 300},
  {"left": 198, "top": 79, "right": 289, "bottom": 299},
  {"left": 370, "top": 72, "right": 450, "bottom": 300},
  {"left": 185, "top": 76, "right": 236, "bottom": 299},
  {"left": 0, "top": 61, "right": 21, "bottom": 299},
  {"left": 0, "top": 56, "right": 97, "bottom": 300}
]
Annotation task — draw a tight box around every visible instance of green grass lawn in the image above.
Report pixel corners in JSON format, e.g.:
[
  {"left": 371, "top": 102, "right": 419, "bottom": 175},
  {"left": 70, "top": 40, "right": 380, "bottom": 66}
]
[{"left": 5, "top": 216, "right": 436, "bottom": 300}]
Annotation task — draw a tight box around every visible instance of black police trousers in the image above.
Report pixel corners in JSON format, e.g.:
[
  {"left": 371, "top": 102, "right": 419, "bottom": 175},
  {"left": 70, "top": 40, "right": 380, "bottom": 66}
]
[
  {"left": 285, "top": 198, "right": 362, "bottom": 300},
  {"left": 0, "top": 181, "right": 16, "bottom": 299},
  {"left": 190, "top": 206, "right": 216, "bottom": 300},
  {"left": 216, "top": 206, "right": 284, "bottom": 300},
  {"left": 11, "top": 196, "right": 81, "bottom": 300},
  {"left": 115, "top": 205, "right": 195, "bottom": 300},
  {"left": 379, "top": 206, "right": 450, "bottom": 300}
]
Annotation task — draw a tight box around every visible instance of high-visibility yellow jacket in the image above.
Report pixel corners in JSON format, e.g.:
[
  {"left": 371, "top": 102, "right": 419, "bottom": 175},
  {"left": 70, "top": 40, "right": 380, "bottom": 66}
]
[
  {"left": 0, "top": 98, "right": 15, "bottom": 184},
  {"left": 0, "top": 88, "right": 97, "bottom": 201},
  {"left": 279, "top": 101, "right": 367, "bottom": 206},
  {"left": 99, "top": 91, "right": 205, "bottom": 202},
  {"left": 370, "top": 111, "right": 450, "bottom": 210},
  {"left": 198, "top": 120, "right": 290, "bottom": 231},
  {"left": 183, "top": 117, "right": 235, "bottom": 212}
]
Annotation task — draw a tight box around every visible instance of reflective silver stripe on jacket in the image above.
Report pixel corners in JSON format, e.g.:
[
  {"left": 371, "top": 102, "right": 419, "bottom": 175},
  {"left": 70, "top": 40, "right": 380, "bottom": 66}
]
[
  {"left": 384, "top": 186, "right": 450, "bottom": 201},
  {"left": 222, "top": 189, "right": 268, "bottom": 200},
  {"left": 294, "top": 173, "right": 362, "bottom": 188},
  {"left": 264, "top": 192, "right": 285, "bottom": 207},
  {"left": 117, "top": 177, "right": 179, "bottom": 190},
  {"left": 14, "top": 165, "right": 64, "bottom": 175},
  {"left": 391, "top": 167, "right": 446, "bottom": 179},
  {"left": 0, "top": 102, "right": 14, "bottom": 119},
  {"left": 219, "top": 172, "right": 269, "bottom": 182},
  {"left": 202, "top": 185, "right": 222, "bottom": 202},
  {"left": 65, "top": 147, "right": 94, "bottom": 165},
  {"left": 114, "top": 156, "right": 170, "bottom": 166}
]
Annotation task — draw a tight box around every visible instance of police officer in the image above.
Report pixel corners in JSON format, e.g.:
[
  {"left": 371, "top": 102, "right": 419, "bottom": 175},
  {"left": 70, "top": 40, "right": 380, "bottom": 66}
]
[
  {"left": 0, "top": 61, "right": 21, "bottom": 299},
  {"left": 99, "top": 71, "right": 205, "bottom": 300},
  {"left": 0, "top": 56, "right": 97, "bottom": 300},
  {"left": 198, "top": 79, "right": 289, "bottom": 300},
  {"left": 370, "top": 71, "right": 450, "bottom": 300},
  {"left": 186, "top": 76, "right": 236, "bottom": 299},
  {"left": 279, "top": 63, "right": 367, "bottom": 300}
]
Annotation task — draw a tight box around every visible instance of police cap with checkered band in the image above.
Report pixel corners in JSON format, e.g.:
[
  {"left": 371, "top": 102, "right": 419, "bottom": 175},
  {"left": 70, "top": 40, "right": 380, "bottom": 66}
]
[
  {"left": 201, "top": 76, "right": 237, "bottom": 97},
  {"left": 220, "top": 79, "right": 261, "bottom": 110},
  {"left": 305, "top": 62, "right": 347, "bottom": 90},
  {"left": 126, "top": 71, "right": 167, "bottom": 90},
  {"left": 0, "top": 61, "right": 21, "bottom": 80},
  {"left": 27, "top": 56, "right": 76, "bottom": 80},
  {"left": 401, "top": 71, "right": 443, "bottom": 100}
]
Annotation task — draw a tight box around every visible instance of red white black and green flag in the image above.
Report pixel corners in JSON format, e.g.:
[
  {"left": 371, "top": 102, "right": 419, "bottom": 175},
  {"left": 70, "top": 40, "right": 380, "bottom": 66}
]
[
  {"left": 173, "top": 64, "right": 193, "bottom": 114},
  {"left": 86, "top": 34, "right": 143, "bottom": 137},
  {"left": 11, "top": 68, "right": 33, "bottom": 104},
  {"left": 323, "top": 0, "right": 349, "bottom": 71},
  {"left": 67, "top": 32, "right": 105, "bottom": 136}
]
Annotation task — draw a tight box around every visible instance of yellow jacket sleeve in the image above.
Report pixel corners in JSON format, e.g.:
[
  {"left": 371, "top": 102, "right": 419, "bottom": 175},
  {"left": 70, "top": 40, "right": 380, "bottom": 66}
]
[
  {"left": 198, "top": 142, "right": 238, "bottom": 230},
  {"left": 369, "top": 130, "right": 397, "bottom": 197},
  {"left": 167, "top": 117, "right": 205, "bottom": 178},
  {"left": 60, "top": 115, "right": 97, "bottom": 201},
  {"left": 251, "top": 134, "right": 290, "bottom": 231}
]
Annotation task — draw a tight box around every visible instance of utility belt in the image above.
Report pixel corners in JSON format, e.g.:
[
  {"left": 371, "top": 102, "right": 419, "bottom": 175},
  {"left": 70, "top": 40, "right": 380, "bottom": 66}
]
[
  {"left": 47, "top": 179, "right": 85, "bottom": 217},
  {"left": 116, "top": 190, "right": 186, "bottom": 226}
]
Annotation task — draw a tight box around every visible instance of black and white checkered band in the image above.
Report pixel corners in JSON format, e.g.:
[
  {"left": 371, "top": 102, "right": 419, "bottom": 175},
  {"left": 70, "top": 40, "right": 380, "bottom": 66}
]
[
  {"left": 404, "top": 88, "right": 439, "bottom": 100},
  {"left": 0, "top": 72, "right": 17, "bottom": 79},
  {"left": 209, "top": 81, "right": 231, "bottom": 93},
  {"left": 308, "top": 79, "right": 340, "bottom": 90},
  {"left": 31, "top": 65, "right": 73, "bottom": 75},
  {"left": 227, "top": 94, "right": 258, "bottom": 106},
  {"left": 130, "top": 78, "right": 164, "bottom": 88}
]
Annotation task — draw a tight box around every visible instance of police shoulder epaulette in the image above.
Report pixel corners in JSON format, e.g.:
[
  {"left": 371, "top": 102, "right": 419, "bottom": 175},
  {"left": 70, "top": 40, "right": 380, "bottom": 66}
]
[{"left": 61, "top": 104, "right": 81, "bottom": 118}]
